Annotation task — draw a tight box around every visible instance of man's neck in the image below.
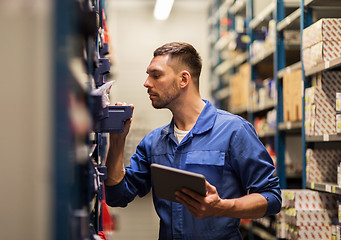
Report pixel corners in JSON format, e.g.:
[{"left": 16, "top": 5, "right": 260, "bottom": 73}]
[{"left": 171, "top": 97, "right": 205, "bottom": 131}]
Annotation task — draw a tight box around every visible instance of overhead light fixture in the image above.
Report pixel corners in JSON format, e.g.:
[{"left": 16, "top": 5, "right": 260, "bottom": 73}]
[{"left": 153, "top": 0, "right": 174, "bottom": 21}]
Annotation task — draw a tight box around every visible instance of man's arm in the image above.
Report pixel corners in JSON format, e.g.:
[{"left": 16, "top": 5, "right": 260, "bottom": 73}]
[
  {"left": 175, "top": 181, "right": 268, "bottom": 219},
  {"left": 104, "top": 104, "right": 133, "bottom": 186}
]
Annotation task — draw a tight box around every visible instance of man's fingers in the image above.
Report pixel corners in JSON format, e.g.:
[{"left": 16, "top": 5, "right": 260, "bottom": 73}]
[
  {"left": 205, "top": 180, "right": 217, "bottom": 194},
  {"left": 181, "top": 188, "right": 204, "bottom": 202},
  {"left": 115, "top": 102, "right": 134, "bottom": 115},
  {"left": 130, "top": 104, "right": 135, "bottom": 114}
]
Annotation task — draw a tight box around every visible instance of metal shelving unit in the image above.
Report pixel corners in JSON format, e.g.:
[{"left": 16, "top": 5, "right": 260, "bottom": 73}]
[
  {"left": 53, "top": 0, "right": 125, "bottom": 239},
  {"left": 209, "top": 0, "right": 341, "bottom": 239},
  {"left": 274, "top": 0, "right": 303, "bottom": 191},
  {"left": 300, "top": 0, "right": 341, "bottom": 190},
  {"left": 209, "top": 0, "right": 249, "bottom": 110}
]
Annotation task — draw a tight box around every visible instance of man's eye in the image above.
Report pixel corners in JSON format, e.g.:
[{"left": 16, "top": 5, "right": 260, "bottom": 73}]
[{"left": 153, "top": 75, "right": 160, "bottom": 79}]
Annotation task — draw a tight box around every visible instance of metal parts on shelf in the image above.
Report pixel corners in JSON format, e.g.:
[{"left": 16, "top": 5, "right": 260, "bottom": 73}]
[
  {"left": 93, "top": 58, "right": 110, "bottom": 87},
  {"left": 93, "top": 105, "right": 132, "bottom": 133}
]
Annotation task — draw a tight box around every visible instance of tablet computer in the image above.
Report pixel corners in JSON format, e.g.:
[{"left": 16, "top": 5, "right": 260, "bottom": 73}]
[{"left": 150, "top": 163, "right": 206, "bottom": 202}]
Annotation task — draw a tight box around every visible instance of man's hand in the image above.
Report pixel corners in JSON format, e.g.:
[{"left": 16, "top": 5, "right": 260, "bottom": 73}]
[
  {"left": 175, "top": 180, "right": 268, "bottom": 219},
  {"left": 175, "top": 181, "right": 224, "bottom": 219},
  {"left": 105, "top": 102, "right": 134, "bottom": 186},
  {"left": 110, "top": 102, "right": 134, "bottom": 141}
]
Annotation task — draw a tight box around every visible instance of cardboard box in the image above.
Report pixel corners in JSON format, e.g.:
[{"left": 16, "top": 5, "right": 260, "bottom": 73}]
[
  {"left": 306, "top": 148, "right": 341, "bottom": 183},
  {"left": 337, "top": 113, "right": 341, "bottom": 134},
  {"left": 311, "top": 40, "right": 341, "bottom": 65},
  {"left": 285, "top": 209, "right": 333, "bottom": 239},
  {"left": 302, "top": 18, "right": 341, "bottom": 49},
  {"left": 285, "top": 209, "right": 333, "bottom": 226},
  {"left": 291, "top": 225, "right": 332, "bottom": 240},
  {"left": 276, "top": 211, "right": 287, "bottom": 239},
  {"left": 230, "top": 63, "right": 250, "bottom": 108},
  {"left": 303, "top": 47, "right": 313, "bottom": 69},
  {"left": 305, "top": 86, "right": 335, "bottom": 135},
  {"left": 305, "top": 72, "right": 341, "bottom": 135},
  {"left": 283, "top": 69, "right": 303, "bottom": 122},
  {"left": 337, "top": 92, "right": 341, "bottom": 112},
  {"left": 314, "top": 72, "right": 341, "bottom": 100},
  {"left": 279, "top": 189, "right": 337, "bottom": 240},
  {"left": 302, "top": 18, "right": 341, "bottom": 70},
  {"left": 282, "top": 189, "right": 337, "bottom": 210},
  {"left": 304, "top": 40, "right": 341, "bottom": 69}
]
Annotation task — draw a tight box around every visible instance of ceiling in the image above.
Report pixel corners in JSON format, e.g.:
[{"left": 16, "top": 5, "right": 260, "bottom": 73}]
[{"left": 109, "top": 0, "right": 211, "bottom": 10}]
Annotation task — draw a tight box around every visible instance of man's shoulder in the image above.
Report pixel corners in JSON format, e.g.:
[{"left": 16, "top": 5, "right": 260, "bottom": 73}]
[
  {"left": 214, "top": 108, "right": 254, "bottom": 132},
  {"left": 215, "top": 109, "right": 245, "bottom": 123},
  {"left": 142, "top": 123, "right": 171, "bottom": 140}
]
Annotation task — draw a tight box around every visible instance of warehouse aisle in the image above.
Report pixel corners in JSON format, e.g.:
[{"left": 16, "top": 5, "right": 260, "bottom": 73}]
[{"left": 110, "top": 193, "right": 159, "bottom": 240}]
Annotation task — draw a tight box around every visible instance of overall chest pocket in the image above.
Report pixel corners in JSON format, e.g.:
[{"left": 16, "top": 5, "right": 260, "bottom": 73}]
[{"left": 184, "top": 150, "right": 225, "bottom": 188}]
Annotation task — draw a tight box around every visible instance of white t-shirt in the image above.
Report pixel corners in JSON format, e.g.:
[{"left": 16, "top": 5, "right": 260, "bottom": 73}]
[{"left": 174, "top": 124, "right": 190, "bottom": 144}]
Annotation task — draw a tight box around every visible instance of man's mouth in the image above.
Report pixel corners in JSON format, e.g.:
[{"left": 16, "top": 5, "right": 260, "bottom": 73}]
[{"left": 148, "top": 91, "right": 158, "bottom": 98}]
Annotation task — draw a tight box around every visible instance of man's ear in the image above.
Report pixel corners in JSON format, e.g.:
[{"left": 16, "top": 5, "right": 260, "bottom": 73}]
[{"left": 180, "top": 70, "right": 191, "bottom": 89}]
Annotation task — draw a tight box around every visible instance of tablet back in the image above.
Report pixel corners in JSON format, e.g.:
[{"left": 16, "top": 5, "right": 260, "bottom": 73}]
[{"left": 151, "top": 163, "right": 206, "bottom": 202}]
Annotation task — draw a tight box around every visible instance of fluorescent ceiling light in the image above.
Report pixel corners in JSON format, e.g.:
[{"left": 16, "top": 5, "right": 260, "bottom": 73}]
[{"left": 154, "top": 0, "right": 174, "bottom": 21}]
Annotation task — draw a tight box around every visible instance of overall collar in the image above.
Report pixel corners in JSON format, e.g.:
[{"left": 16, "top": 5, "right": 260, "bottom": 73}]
[{"left": 161, "top": 99, "right": 217, "bottom": 137}]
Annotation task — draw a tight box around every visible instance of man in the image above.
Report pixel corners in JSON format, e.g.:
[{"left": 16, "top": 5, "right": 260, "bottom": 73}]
[{"left": 105, "top": 42, "right": 281, "bottom": 240}]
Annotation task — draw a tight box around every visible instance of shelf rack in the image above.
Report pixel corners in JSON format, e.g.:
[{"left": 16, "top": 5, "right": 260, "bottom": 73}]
[
  {"left": 208, "top": 0, "right": 341, "bottom": 238},
  {"left": 53, "top": 0, "right": 118, "bottom": 239},
  {"left": 300, "top": 0, "right": 341, "bottom": 191}
]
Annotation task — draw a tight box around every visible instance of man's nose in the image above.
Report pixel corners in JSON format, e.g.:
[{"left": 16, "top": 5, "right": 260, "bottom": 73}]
[{"left": 144, "top": 77, "right": 151, "bottom": 88}]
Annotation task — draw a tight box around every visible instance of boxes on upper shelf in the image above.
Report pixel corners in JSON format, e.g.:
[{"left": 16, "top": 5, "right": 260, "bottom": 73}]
[
  {"left": 283, "top": 69, "right": 302, "bottom": 122},
  {"left": 302, "top": 18, "right": 341, "bottom": 49},
  {"left": 302, "top": 18, "right": 341, "bottom": 70}
]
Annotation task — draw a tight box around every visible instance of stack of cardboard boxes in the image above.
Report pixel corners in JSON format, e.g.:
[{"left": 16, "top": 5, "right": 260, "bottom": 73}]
[
  {"left": 306, "top": 148, "right": 341, "bottom": 184},
  {"left": 283, "top": 69, "right": 303, "bottom": 122},
  {"left": 305, "top": 71, "right": 341, "bottom": 136},
  {"left": 277, "top": 189, "right": 337, "bottom": 239},
  {"left": 230, "top": 63, "right": 250, "bottom": 109},
  {"left": 336, "top": 200, "right": 341, "bottom": 240},
  {"left": 337, "top": 92, "right": 341, "bottom": 134},
  {"left": 302, "top": 18, "right": 341, "bottom": 69}
]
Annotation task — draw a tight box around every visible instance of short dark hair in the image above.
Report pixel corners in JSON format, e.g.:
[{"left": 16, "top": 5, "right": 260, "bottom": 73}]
[{"left": 153, "top": 42, "right": 202, "bottom": 89}]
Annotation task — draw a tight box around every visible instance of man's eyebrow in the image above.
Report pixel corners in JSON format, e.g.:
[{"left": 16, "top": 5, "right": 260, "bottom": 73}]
[{"left": 146, "top": 69, "right": 161, "bottom": 74}]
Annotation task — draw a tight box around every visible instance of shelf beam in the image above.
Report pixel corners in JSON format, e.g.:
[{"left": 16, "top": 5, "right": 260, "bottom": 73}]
[
  {"left": 277, "top": 7, "right": 301, "bottom": 31},
  {"left": 305, "top": 134, "right": 341, "bottom": 142},
  {"left": 278, "top": 121, "right": 302, "bottom": 131},
  {"left": 229, "top": 0, "right": 246, "bottom": 15},
  {"left": 250, "top": 47, "right": 275, "bottom": 65},
  {"left": 277, "top": 61, "right": 301, "bottom": 78},
  {"left": 307, "top": 181, "right": 341, "bottom": 195},
  {"left": 304, "top": 57, "right": 341, "bottom": 76},
  {"left": 249, "top": 2, "right": 275, "bottom": 29}
]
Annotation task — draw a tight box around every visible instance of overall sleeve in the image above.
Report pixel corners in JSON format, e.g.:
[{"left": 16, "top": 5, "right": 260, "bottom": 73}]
[
  {"left": 229, "top": 120, "right": 282, "bottom": 216},
  {"left": 105, "top": 136, "right": 152, "bottom": 207}
]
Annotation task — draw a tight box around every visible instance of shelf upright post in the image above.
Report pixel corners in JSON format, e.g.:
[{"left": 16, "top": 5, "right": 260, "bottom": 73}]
[
  {"left": 246, "top": 0, "right": 254, "bottom": 122},
  {"left": 53, "top": 0, "right": 76, "bottom": 239},
  {"left": 274, "top": 0, "right": 286, "bottom": 189},
  {"left": 208, "top": 0, "right": 222, "bottom": 108},
  {"left": 300, "top": 0, "right": 312, "bottom": 189},
  {"left": 216, "top": 0, "right": 223, "bottom": 108}
]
